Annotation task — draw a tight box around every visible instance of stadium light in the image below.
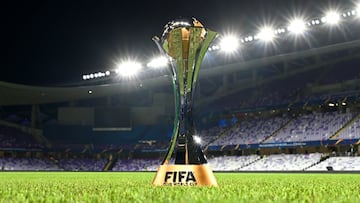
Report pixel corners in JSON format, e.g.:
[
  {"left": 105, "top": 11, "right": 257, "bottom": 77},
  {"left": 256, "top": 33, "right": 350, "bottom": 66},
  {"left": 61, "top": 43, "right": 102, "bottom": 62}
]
[
  {"left": 288, "top": 19, "right": 306, "bottom": 34},
  {"left": 257, "top": 27, "right": 275, "bottom": 42},
  {"left": 351, "top": 10, "right": 356, "bottom": 16},
  {"left": 274, "top": 28, "right": 286, "bottom": 35},
  {"left": 115, "top": 60, "right": 142, "bottom": 77},
  {"left": 193, "top": 136, "right": 201, "bottom": 144},
  {"left": 243, "top": 35, "right": 255, "bottom": 43},
  {"left": 82, "top": 71, "right": 111, "bottom": 80},
  {"left": 219, "top": 35, "right": 239, "bottom": 52},
  {"left": 310, "top": 20, "right": 318, "bottom": 26},
  {"left": 322, "top": 11, "right": 340, "bottom": 25},
  {"left": 147, "top": 56, "right": 169, "bottom": 68},
  {"left": 80, "top": 6, "right": 360, "bottom": 82},
  {"left": 209, "top": 44, "right": 220, "bottom": 51}
]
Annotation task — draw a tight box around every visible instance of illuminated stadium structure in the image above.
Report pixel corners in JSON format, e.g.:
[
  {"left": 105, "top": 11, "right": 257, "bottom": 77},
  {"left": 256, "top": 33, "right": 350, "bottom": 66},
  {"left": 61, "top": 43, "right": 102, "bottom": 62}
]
[
  {"left": 1, "top": 3, "right": 360, "bottom": 171},
  {"left": 80, "top": 5, "right": 360, "bottom": 81}
]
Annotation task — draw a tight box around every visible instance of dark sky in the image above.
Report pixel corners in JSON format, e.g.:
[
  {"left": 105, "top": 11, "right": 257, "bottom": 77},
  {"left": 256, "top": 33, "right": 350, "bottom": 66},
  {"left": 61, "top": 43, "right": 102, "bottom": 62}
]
[{"left": 0, "top": 0, "right": 350, "bottom": 85}]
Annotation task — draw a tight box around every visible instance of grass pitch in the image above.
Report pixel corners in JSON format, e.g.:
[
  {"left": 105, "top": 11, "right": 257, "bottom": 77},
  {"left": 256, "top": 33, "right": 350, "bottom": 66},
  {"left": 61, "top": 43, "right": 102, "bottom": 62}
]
[{"left": 0, "top": 172, "right": 359, "bottom": 202}]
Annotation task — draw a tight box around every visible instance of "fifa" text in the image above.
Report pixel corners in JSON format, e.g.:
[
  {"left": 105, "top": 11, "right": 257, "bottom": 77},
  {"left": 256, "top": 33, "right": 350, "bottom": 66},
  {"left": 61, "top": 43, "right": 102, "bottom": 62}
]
[{"left": 164, "top": 171, "right": 196, "bottom": 185}]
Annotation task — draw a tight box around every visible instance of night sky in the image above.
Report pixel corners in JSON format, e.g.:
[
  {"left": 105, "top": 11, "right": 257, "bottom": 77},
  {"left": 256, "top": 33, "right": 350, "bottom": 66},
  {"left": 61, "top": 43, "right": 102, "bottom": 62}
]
[{"left": 1, "top": 0, "right": 350, "bottom": 85}]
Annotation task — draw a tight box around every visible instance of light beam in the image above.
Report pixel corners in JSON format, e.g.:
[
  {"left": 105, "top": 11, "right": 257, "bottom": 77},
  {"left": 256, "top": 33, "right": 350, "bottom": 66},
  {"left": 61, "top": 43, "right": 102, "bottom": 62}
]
[
  {"left": 257, "top": 27, "right": 275, "bottom": 42},
  {"left": 219, "top": 35, "right": 239, "bottom": 52},
  {"left": 288, "top": 19, "right": 306, "bottom": 34},
  {"left": 115, "top": 60, "right": 142, "bottom": 77}
]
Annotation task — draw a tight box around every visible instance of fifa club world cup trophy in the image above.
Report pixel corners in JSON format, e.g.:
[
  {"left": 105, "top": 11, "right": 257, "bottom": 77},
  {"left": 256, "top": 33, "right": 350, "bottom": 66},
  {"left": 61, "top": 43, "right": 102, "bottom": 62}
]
[{"left": 152, "top": 18, "right": 218, "bottom": 186}]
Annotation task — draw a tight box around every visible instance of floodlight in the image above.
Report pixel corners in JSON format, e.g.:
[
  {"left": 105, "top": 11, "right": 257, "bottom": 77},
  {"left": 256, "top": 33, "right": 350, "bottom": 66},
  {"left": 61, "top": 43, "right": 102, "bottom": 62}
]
[
  {"left": 219, "top": 35, "right": 239, "bottom": 52},
  {"left": 193, "top": 136, "right": 201, "bottom": 144},
  {"left": 82, "top": 75, "right": 87, "bottom": 80},
  {"left": 245, "top": 36, "right": 253, "bottom": 42},
  {"left": 115, "top": 60, "right": 142, "bottom": 77},
  {"left": 257, "top": 27, "right": 275, "bottom": 42},
  {"left": 147, "top": 56, "right": 169, "bottom": 68},
  {"left": 105, "top": 71, "right": 110, "bottom": 76},
  {"left": 323, "top": 11, "right": 340, "bottom": 25},
  {"left": 211, "top": 45, "right": 220, "bottom": 50},
  {"left": 89, "top": 74, "right": 94, "bottom": 79},
  {"left": 275, "top": 28, "right": 285, "bottom": 34},
  {"left": 288, "top": 19, "right": 306, "bottom": 34}
]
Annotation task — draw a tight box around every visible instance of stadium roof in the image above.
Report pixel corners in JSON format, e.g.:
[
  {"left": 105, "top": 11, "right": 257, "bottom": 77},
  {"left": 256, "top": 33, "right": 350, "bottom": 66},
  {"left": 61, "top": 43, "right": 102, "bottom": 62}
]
[
  {"left": 1, "top": 39, "right": 360, "bottom": 106},
  {"left": 0, "top": 78, "right": 167, "bottom": 106}
]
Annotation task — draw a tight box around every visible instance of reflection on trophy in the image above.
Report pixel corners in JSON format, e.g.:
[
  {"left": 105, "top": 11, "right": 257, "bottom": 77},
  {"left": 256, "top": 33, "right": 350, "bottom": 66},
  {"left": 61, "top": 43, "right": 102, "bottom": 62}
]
[{"left": 152, "top": 17, "right": 218, "bottom": 186}]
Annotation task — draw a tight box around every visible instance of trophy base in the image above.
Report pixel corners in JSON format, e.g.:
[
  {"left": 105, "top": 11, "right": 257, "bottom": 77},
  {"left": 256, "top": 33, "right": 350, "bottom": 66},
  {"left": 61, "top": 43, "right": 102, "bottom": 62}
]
[{"left": 152, "top": 164, "right": 218, "bottom": 186}]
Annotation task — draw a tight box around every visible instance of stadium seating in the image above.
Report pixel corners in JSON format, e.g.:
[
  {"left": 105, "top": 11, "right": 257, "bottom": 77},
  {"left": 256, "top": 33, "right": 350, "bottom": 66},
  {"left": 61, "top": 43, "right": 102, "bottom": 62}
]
[
  {"left": 266, "top": 112, "right": 354, "bottom": 143},
  {"left": 112, "top": 158, "right": 162, "bottom": 171},
  {"left": 239, "top": 153, "right": 323, "bottom": 171},
  {"left": 307, "top": 156, "right": 360, "bottom": 171},
  {"left": 2, "top": 154, "right": 360, "bottom": 172},
  {"left": 57, "top": 158, "right": 107, "bottom": 171},
  {"left": 210, "top": 115, "right": 291, "bottom": 146},
  {"left": 207, "top": 155, "right": 260, "bottom": 171},
  {"left": 0, "top": 157, "right": 60, "bottom": 171},
  {"left": 336, "top": 115, "right": 360, "bottom": 139},
  {"left": 0, "top": 126, "right": 43, "bottom": 148},
  {"left": 199, "top": 126, "right": 224, "bottom": 145}
]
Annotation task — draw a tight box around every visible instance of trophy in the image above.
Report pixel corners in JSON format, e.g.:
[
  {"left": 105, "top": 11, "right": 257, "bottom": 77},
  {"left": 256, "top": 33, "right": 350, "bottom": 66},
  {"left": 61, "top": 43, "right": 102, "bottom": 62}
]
[{"left": 152, "top": 18, "right": 218, "bottom": 186}]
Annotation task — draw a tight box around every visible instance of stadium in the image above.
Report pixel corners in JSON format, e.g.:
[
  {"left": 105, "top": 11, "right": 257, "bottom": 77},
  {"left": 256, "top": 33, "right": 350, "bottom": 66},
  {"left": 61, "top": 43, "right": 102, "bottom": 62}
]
[{"left": 1, "top": 1, "right": 360, "bottom": 202}]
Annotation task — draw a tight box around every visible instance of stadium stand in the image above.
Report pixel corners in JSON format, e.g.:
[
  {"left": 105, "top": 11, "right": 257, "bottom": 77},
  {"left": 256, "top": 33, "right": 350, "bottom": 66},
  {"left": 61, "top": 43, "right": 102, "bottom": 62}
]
[
  {"left": 199, "top": 126, "right": 226, "bottom": 145},
  {"left": 336, "top": 114, "right": 360, "bottom": 140},
  {"left": 207, "top": 155, "right": 260, "bottom": 171},
  {"left": 57, "top": 158, "right": 107, "bottom": 171},
  {"left": 239, "top": 153, "right": 323, "bottom": 171},
  {"left": 0, "top": 158, "right": 60, "bottom": 171},
  {"left": 112, "top": 158, "right": 162, "bottom": 171},
  {"left": 0, "top": 126, "right": 43, "bottom": 149},
  {"left": 307, "top": 156, "right": 360, "bottom": 171},
  {"left": 210, "top": 115, "right": 291, "bottom": 146},
  {"left": 266, "top": 112, "right": 355, "bottom": 143}
]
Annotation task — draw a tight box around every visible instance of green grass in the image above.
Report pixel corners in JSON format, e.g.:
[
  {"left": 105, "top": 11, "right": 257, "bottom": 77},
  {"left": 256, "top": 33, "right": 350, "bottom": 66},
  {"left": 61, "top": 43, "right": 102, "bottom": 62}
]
[{"left": 0, "top": 172, "right": 359, "bottom": 202}]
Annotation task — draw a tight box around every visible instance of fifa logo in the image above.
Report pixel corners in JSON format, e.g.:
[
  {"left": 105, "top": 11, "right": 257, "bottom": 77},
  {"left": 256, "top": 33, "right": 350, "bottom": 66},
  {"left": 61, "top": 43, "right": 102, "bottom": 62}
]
[{"left": 163, "top": 171, "right": 197, "bottom": 186}]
